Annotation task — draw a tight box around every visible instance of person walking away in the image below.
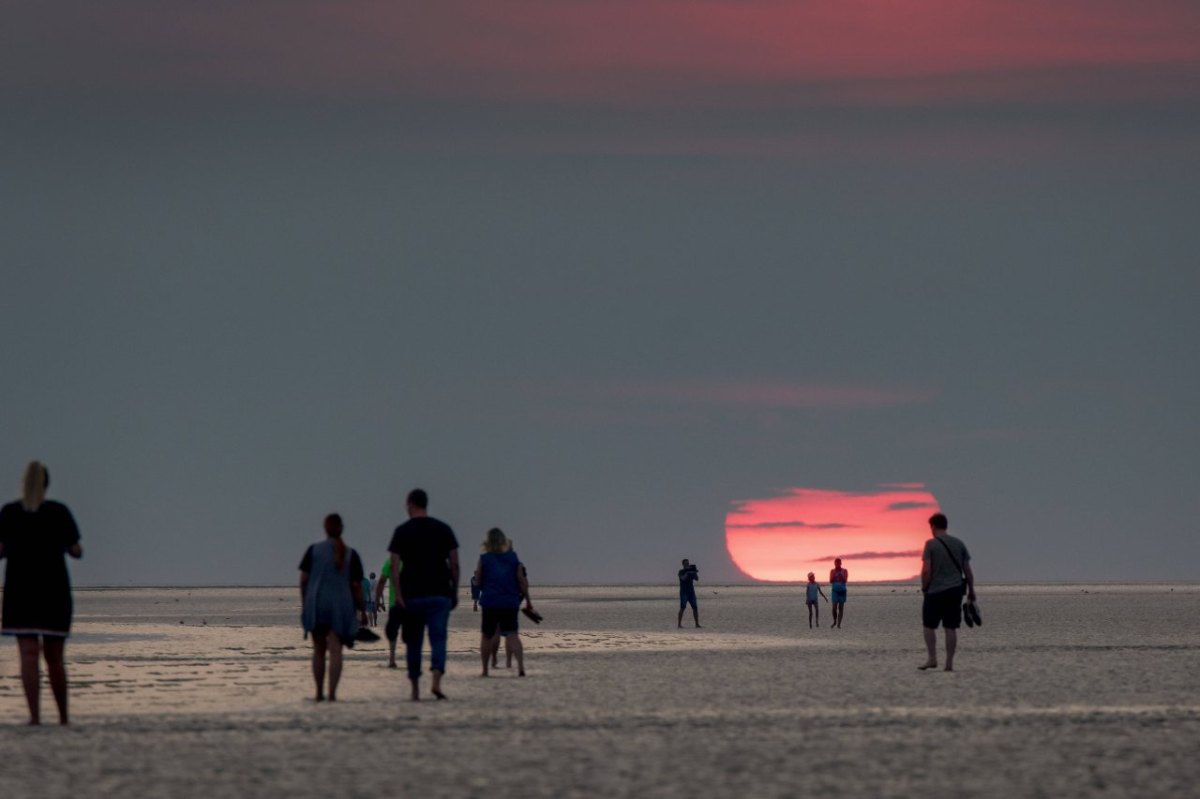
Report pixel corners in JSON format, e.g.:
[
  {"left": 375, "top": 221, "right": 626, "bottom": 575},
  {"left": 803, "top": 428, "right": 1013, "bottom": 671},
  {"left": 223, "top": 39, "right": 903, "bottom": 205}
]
[
  {"left": 919, "top": 512, "right": 976, "bottom": 672},
  {"left": 476, "top": 528, "right": 535, "bottom": 677},
  {"left": 805, "top": 572, "right": 828, "bottom": 628},
  {"left": 678, "top": 559, "right": 701, "bottom": 628},
  {"left": 364, "top": 571, "right": 378, "bottom": 626},
  {"left": 829, "top": 558, "right": 849, "bottom": 628},
  {"left": 388, "top": 489, "right": 459, "bottom": 700},
  {"left": 0, "top": 461, "right": 82, "bottom": 725},
  {"left": 375, "top": 556, "right": 402, "bottom": 668},
  {"left": 299, "top": 513, "right": 365, "bottom": 701}
]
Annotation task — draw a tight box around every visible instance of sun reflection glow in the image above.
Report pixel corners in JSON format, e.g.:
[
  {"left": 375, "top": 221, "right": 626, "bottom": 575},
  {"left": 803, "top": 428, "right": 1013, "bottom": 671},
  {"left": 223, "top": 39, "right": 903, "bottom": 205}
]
[{"left": 725, "top": 484, "right": 939, "bottom": 582}]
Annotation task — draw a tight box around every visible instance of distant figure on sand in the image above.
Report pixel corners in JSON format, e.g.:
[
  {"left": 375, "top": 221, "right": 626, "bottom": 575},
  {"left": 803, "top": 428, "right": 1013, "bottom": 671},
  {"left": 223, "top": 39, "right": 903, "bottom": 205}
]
[
  {"left": 375, "top": 557, "right": 401, "bottom": 668},
  {"left": 829, "top": 558, "right": 848, "bottom": 628},
  {"left": 919, "top": 513, "right": 976, "bottom": 672},
  {"left": 364, "top": 571, "right": 378, "bottom": 627},
  {"left": 299, "top": 513, "right": 365, "bottom": 701},
  {"left": 0, "top": 461, "right": 83, "bottom": 725},
  {"left": 388, "top": 488, "right": 459, "bottom": 700},
  {"left": 805, "top": 572, "right": 829, "bottom": 628},
  {"left": 470, "top": 574, "right": 480, "bottom": 612},
  {"left": 475, "top": 528, "right": 535, "bottom": 677},
  {"left": 678, "top": 559, "right": 701, "bottom": 628}
]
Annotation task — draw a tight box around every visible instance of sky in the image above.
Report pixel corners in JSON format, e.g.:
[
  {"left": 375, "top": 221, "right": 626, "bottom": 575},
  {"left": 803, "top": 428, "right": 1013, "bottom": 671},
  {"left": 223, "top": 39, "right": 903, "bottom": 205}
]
[{"left": 2, "top": 1, "right": 1197, "bottom": 585}]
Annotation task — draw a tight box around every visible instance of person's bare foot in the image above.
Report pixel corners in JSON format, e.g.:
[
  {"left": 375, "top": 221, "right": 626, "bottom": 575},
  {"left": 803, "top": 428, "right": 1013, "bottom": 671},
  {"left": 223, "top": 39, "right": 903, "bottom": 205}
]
[
  {"left": 387, "top": 661, "right": 397, "bottom": 669},
  {"left": 432, "top": 689, "right": 447, "bottom": 700},
  {"left": 410, "top": 680, "right": 420, "bottom": 701},
  {"left": 944, "top": 665, "right": 954, "bottom": 672},
  {"left": 918, "top": 662, "right": 938, "bottom": 670},
  {"left": 518, "top": 669, "right": 526, "bottom": 677},
  {"left": 315, "top": 693, "right": 326, "bottom": 701}
]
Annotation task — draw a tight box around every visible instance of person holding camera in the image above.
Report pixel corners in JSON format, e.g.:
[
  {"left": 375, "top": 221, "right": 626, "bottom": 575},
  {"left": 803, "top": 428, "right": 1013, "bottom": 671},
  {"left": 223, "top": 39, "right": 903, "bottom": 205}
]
[{"left": 677, "top": 559, "right": 701, "bottom": 628}]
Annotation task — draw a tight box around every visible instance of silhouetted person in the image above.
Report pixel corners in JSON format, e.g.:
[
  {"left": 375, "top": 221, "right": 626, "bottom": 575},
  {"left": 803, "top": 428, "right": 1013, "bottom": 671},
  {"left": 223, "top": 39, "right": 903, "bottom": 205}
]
[
  {"left": 829, "top": 558, "right": 848, "bottom": 628},
  {"left": 919, "top": 513, "right": 976, "bottom": 671},
  {"left": 388, "top": 488, "right": 459, "bottom": 700},
  {"left": 375, "top": 556, "right": 401, "bottom": 669},
  {"left": 677, "top": 559, "right": 700, "bottom": 628},
  {"left": 364, "top": 571, "right": 378, "bottom": 626},
  {"left": 0, "top": 461, "right": 82, "bottom": 725},
  {"left": 805, "top": 571, "right": 829, "bottom": 628},
  {"left": 475, "top": 528, "right": 534, "bottom": 677},
  {"left": 299, "top": 513, "right": 365, "bottom": 701}
]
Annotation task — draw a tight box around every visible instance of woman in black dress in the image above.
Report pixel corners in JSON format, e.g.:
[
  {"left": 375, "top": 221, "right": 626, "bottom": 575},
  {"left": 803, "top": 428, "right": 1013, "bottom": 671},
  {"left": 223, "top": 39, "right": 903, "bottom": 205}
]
[{"left": 0, "top": 461, "right": 83, "bottom": 725}]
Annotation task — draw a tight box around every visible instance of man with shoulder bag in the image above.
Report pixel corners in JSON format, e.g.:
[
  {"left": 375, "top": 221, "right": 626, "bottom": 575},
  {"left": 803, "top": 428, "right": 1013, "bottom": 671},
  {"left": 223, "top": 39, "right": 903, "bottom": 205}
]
[{"left": 918, "top": 513, "right": 977, "bottom": 672}]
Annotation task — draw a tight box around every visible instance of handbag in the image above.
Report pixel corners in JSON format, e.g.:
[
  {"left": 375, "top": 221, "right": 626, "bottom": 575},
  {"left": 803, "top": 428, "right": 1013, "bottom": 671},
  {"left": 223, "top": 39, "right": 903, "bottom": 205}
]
[{"left": 936, "top": 537, "right": 982, "bottom": 627}]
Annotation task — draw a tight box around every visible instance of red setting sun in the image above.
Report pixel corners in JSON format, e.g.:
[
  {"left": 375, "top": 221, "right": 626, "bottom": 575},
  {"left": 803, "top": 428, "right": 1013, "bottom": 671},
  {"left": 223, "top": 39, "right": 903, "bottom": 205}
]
[{"left": 725, "top": 485, "right": 939, "bottom": 582}]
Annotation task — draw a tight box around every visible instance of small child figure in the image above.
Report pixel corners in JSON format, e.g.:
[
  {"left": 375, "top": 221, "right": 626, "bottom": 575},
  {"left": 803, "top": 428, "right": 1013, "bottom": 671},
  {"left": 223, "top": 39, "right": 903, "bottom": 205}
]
[
  {"left": 805, "top": 572, "right": 828, "bottom": 628},
  {"left": 470, "top": 574, "right": 481, "bottom": 612}
]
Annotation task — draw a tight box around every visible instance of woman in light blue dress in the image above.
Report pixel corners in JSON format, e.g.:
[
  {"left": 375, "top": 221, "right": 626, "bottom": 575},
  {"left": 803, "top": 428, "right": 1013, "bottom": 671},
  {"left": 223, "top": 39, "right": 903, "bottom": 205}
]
[{"left": 299, "top": 513, "right": 364, "bottom": 701}]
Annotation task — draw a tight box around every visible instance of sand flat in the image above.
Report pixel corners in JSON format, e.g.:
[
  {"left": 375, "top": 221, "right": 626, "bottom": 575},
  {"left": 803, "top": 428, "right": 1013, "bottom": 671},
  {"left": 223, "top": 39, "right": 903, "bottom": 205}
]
[{"left": 1, "top": 584, "right": 1197, "bottom": 797}]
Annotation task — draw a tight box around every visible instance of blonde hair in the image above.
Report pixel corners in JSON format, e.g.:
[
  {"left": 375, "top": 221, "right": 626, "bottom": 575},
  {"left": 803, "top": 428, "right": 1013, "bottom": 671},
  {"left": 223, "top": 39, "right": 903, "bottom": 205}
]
[
  {"left": 21, "top": 460, "right": 48, "bottom": 511},
  {"left": 482, "top": 527, "right": 509, "bottom": 554}
]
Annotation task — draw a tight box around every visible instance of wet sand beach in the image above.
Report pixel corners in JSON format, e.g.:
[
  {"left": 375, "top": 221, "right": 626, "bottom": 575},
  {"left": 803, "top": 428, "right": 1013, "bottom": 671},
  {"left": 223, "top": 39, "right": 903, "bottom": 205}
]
[{"left": 1, "top": 584, "right": 1197, "bottom": 798}]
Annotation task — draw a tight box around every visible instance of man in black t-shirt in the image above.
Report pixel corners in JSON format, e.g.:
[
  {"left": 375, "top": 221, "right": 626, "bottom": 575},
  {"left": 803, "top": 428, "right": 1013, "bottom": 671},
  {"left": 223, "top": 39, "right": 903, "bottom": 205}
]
[
  {"left": 387, "top": 488, "right": 459, "bottom": 700},
  {"left": 677, "top": 559, "right": 701, "bottom": 628}
]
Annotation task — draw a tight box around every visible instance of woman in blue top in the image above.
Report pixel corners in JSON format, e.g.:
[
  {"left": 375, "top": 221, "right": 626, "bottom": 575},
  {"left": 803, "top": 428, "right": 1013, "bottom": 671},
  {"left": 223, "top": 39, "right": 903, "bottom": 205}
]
[
  {"left": 829, "top": 558, "right": 849, "bottom": 629},
  {"left": 475, "top": 528, "right": 534, "bottom": 677},
  {"left": 299, "top": 513, "right": 365, "bottom": 702}
]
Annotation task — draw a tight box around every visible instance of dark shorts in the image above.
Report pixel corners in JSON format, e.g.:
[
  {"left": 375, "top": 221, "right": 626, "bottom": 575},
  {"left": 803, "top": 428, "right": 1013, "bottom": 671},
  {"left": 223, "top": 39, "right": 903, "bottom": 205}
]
[
  {"left": 680, "top": 590, "right": 697, "bottom": 610},
  {"left": 385, "top": 605, "right": 404, "bottom": 642},
  {"left": 923, "top": 585, "right": 966, "bottom": 629},
  {"left": 481, "top": 607, "right": 519, "bottom": 636}
]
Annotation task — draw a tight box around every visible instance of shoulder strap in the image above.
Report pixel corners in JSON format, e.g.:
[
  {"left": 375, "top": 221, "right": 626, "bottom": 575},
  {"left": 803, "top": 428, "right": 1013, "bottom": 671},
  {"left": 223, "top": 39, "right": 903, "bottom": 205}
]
[{"left": 935, "top": 537, "right": 965, "bottom": 578}]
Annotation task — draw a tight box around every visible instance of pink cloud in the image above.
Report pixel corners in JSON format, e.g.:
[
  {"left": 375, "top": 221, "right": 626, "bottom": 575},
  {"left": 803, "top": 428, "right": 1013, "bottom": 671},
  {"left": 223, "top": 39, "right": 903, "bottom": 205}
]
[
  {"left": 530, "top": 379, "right": 939, "bottom": 410},
  {"left": 6, "top": 1, "right": 1199, "bottom": 105}
]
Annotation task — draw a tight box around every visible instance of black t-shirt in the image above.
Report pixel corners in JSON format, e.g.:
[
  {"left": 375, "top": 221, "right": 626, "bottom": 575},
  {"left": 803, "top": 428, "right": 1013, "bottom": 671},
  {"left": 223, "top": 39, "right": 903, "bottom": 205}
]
[
  {"left": 387, "top": 516, "right": 458, "bottom": 599},
  {"left": 679, "top": 565, "right": 698, "bottom": 590},
  {"left": 0, "top": 500, "right": 81, "bottom": 632}
]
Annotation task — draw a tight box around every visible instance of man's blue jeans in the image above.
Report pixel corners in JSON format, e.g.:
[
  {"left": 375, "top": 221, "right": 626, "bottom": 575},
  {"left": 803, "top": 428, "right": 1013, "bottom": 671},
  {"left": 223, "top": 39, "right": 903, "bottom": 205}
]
[{"left": 402, "top": 595, "right": 452, "bottom": 679}]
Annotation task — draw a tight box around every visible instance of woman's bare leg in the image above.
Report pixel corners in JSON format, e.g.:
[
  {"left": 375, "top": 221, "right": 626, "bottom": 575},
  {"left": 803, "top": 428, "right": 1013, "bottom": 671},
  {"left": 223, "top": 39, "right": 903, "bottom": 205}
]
[
  {"left": 479, "top": 633, "right": 493, "bottom": 676},
  {"left": 17, "top": 637, "right": 41, "bottom": 724},
  {"left": 312, "top": 632, "right": 327, "bottom": 701},
  {"left": 506, "top": 634, "right": 525, "bottom": 676},
  {"left": 43, "top": 636, "right": 69, "bottom": 724},
  {"left": 327, "top": 632, "right": 343, "bottom": 700}
]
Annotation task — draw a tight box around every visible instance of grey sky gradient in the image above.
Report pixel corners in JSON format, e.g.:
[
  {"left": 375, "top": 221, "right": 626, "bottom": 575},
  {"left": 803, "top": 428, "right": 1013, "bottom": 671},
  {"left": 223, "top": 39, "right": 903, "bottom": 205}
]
[{"left": 2, "top": 2, "right": 1197, "bottom": 585}]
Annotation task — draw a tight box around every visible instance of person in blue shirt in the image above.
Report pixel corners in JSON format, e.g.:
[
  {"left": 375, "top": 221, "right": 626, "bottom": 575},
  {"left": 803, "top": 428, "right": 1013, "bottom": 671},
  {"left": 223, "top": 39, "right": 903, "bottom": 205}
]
[
  {"left": 475, "top": 527, "right": 534, "bottom": 677},
  {"left": 677, "top": 559, "right": 701, "bottom": 628},
  {"left": 363, "top": 572, "right": 377, "bottom": 627},
  {"left": 804, "top": 572, "right": 829, "bottom": 628}
]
